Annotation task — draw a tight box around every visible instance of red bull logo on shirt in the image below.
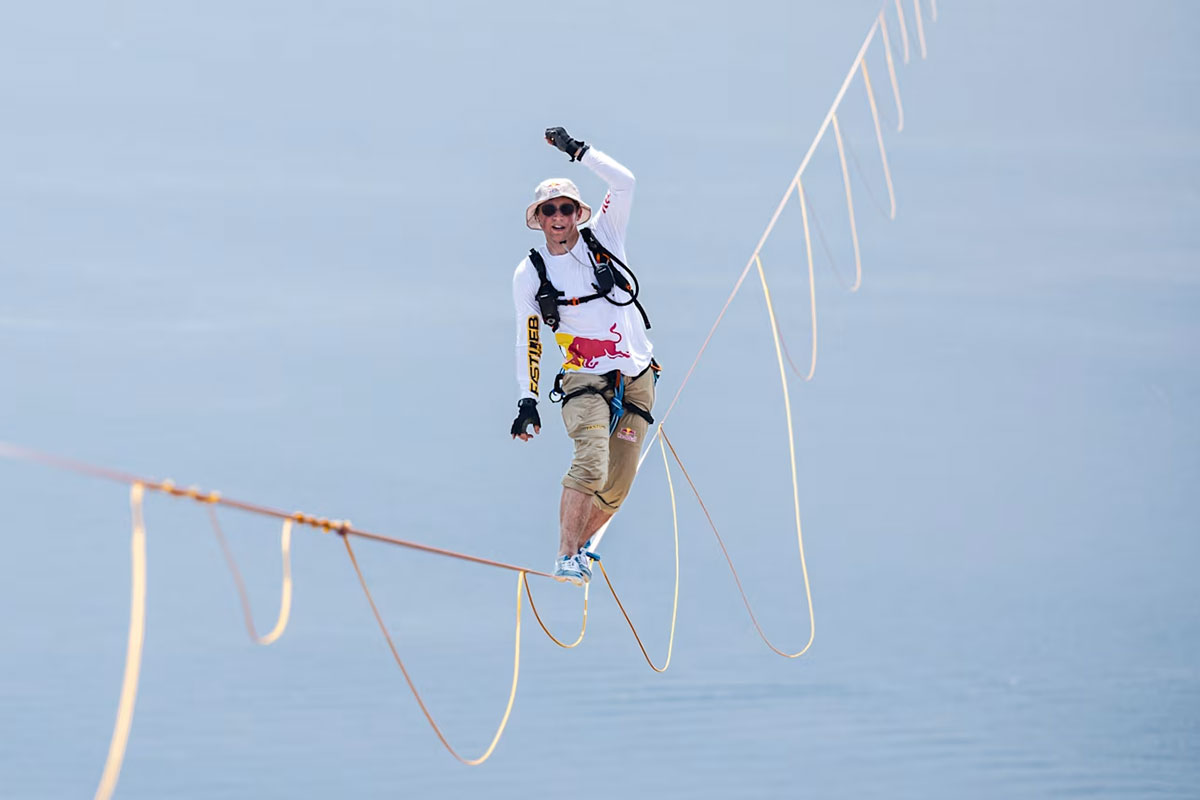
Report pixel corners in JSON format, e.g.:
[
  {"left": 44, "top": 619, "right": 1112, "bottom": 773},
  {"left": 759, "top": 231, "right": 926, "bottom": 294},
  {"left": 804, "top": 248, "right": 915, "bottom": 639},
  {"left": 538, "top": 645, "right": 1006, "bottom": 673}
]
[{"left": 555, "top": 323, "right": 630, "bottom": 370}]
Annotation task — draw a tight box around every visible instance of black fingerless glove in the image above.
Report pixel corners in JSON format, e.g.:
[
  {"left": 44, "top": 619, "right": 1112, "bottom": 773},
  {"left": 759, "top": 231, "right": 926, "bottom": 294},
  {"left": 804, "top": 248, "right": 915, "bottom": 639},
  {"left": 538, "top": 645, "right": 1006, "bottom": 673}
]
[
  {"left": 510, "top": 398, "right": 541, "bottom": 436},
  {"left": 545, "top": 127, "right": 589, "bottom": 162}
]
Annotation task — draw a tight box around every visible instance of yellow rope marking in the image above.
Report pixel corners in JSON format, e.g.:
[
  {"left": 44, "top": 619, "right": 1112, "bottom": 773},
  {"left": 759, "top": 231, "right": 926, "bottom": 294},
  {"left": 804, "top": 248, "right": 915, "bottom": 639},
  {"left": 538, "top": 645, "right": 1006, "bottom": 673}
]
[
  {"left": 596, "top": 434, "right": 680, "bottom": 672},
  {"left": 830, "top": 113, "right": 863, "bottom": 292},
  {"left": 913, "top": 0, "right": 928, "bottom": 59},
  {"left": 94, "top": 483, "right": 147, "bottom": 800},
  {"left": 794, "top": 178, "right": 818, "bottom": 382},
  {"left": 861, "top": 60, "right": 897, "bottom": 220},
  {"left": 342, "top": 534, "right": 522, "bottom": 766},
  {"left": 207, "top": 509, "right": 294, "bottom": 646},
  {"left": 524, "top": 575, "right": 589, "bottom": 648},
  {"left": 895, "top": 0, "right": 911, "bottom": 64},
  {"left": 879, "top": 12, "right": 905, "bottom": 132}
]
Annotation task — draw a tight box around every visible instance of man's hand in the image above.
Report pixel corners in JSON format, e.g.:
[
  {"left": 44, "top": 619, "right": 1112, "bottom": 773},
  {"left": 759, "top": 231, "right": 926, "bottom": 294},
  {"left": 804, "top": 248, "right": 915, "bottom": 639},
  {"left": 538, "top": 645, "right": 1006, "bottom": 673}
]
[
  {"left": 510, "top": 398, "right": 541, "bottom": 441},
  {"left": 545, "top": 127, "right": 589, "bottom": 162}
]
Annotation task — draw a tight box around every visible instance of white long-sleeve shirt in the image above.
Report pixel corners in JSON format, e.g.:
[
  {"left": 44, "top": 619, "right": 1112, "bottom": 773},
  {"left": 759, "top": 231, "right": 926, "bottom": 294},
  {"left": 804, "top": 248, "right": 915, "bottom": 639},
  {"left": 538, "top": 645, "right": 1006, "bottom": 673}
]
[{"left": 512, "top": 148, "right": 654, "bottom": 401}]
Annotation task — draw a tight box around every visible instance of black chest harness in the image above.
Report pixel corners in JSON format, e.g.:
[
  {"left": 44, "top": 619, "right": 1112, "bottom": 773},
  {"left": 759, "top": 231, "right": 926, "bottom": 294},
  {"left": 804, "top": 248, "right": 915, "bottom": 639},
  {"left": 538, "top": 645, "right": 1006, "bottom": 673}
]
[
  {"left": 528, "top": 229, "right": 658, "bottom": 429},
  {"left": 527, "top": 228, "right": 651, "bottom": 332}
]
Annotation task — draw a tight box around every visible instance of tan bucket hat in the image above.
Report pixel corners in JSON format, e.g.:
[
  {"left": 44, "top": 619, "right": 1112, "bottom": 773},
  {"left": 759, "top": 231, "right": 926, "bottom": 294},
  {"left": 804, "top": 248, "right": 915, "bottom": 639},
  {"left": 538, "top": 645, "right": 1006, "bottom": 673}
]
[{"left": 525, "top": 178, "right": 592, "bottom": 230}]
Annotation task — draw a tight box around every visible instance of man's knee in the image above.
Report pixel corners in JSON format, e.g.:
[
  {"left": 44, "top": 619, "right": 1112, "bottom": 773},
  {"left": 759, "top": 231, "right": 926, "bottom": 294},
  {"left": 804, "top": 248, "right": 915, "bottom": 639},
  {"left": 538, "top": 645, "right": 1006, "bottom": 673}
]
[
  {"left": 594, "top": 484, "right": 628, "bottom": 512},
  {"left": 593, "top": 433, "right": 644, "bottom": 511}
]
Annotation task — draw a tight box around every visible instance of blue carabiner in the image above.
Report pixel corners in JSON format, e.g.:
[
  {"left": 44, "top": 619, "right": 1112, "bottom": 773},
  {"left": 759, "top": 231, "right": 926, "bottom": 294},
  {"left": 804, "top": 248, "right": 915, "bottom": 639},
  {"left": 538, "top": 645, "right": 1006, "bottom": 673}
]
[{"left": 608, "top": 373, "right": 626, "bottom": 435}]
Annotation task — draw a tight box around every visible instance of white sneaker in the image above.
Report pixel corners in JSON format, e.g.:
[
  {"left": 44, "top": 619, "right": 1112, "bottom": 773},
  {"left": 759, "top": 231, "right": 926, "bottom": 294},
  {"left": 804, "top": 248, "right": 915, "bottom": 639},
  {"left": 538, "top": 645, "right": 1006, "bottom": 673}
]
[
  {"left": 574, "top": 549, "right": 594, "bottom": 583},
  {"left": 553, "top": 554, "right": 584, "bottom": 586}
]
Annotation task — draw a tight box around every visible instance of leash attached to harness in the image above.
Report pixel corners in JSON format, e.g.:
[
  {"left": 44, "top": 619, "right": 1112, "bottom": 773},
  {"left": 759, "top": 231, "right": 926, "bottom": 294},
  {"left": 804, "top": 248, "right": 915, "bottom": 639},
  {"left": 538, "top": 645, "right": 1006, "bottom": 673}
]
[{"left": 528, "top": 229, "right": 652, "bottom": 331}]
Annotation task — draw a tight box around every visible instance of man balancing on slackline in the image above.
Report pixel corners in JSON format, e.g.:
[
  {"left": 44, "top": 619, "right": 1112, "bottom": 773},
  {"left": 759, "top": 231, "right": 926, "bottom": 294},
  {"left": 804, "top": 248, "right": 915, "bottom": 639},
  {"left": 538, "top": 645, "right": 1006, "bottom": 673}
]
[{"left": 509, "top": 127, "right": 659, "bottom": 585}]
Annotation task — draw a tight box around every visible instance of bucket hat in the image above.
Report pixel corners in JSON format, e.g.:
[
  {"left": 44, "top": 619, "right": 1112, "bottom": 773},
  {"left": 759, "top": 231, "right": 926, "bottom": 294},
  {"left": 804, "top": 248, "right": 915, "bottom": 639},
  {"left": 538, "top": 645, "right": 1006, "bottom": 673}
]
[{"left": 525, "top": 178, "right": 592, "bottom": 230}]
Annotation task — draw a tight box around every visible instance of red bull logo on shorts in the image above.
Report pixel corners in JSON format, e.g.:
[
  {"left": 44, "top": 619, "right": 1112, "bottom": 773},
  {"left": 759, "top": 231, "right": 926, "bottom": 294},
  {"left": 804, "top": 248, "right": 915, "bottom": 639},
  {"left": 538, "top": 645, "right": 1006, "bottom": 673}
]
[{"left": 555, "top": 323, "right": 630, "bottom": 370}]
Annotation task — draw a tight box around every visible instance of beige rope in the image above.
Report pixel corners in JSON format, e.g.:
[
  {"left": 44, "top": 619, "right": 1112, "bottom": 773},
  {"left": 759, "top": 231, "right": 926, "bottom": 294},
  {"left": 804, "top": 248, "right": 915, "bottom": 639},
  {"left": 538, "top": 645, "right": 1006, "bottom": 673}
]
[
  {"left": 861, "top": 60, "right": 897, "bottom": 220},
  {"left": 879, "top": 12, "right": 905, "bottom": 132},
  {"left": 895, "top": 0, "right": 911, "bottom": 63},
  {"left": 913, "top": 0, "right": 928, "bottom": 59},
  {"left": 595, "top": 436, "right": 681, "bottom": 672},
  {"left": 208, "top": 509, "right": 294, "bottom": 646},
  {"left": 830, "top": 113, "right": 864, "bottom": 292},
  {"left": 796, "top": 178, "right": 818, "bottom": 381},
  {"left": 93, "top": 484, "right": 148, "bottom": 800},
  {"left": 524, "top": 577, "right": 589, "bottom": 648},
  {"left": 661, "top": 427, "right": 815, "bottom": 659},
  {"left": 342, "top": 534, "right": 524, "bottom": 766}
]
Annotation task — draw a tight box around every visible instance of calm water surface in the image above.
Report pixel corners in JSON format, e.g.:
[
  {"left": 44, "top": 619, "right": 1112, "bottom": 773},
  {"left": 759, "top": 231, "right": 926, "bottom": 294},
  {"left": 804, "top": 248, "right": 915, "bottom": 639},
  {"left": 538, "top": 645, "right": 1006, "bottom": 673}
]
[{"left": 1, "top": 2, "right": 1197, "bottom": 797}]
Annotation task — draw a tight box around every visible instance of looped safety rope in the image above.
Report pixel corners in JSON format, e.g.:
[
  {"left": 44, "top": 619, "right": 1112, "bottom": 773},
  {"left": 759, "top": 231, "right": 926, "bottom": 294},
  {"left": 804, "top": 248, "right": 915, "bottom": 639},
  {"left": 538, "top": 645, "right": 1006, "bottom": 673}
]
[
  {"left": 208, "top": 509, "right": 294, "bottom": 646},
  {"left": 524, "top": 578, "right": 589, "bottom": 648},
  {"left": 93, "top": 484, "right": 147, "bottom": 800},
  {"left": 661, "top": 429, "right": 815, "bottom": 658},
  {"left": 595, "top": 436, "right": 681, "bottom": 672},
  {"left": 342, "top": 534, "right": 524, "bottom": 766}
]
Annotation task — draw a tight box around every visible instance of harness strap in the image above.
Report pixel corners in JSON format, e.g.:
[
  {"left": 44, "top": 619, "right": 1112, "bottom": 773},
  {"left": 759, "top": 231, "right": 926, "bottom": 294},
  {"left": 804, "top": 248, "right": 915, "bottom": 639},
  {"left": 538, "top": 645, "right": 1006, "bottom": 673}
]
[
  {"left": 580, "top": 229, "right": 653, "bottom": 331},
  {"left": 549, "top": 369, "right": 656, "bottom": 430},
  {"left": 527, "top": 231, "right": 653, "bottom": 331},
  {"left": 528, "top": 248, "right": 564, "bottom": 330}
]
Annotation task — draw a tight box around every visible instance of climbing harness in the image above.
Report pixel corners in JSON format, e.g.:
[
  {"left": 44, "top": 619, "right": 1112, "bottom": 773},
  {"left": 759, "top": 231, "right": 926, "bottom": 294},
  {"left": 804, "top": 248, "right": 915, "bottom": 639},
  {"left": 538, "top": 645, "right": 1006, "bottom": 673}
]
[
  {"left": 548, "top": 359, "right": 660, "bottom": 435},
  {"left": 528, "top": 227, "right": 652, "bottom": 331}
]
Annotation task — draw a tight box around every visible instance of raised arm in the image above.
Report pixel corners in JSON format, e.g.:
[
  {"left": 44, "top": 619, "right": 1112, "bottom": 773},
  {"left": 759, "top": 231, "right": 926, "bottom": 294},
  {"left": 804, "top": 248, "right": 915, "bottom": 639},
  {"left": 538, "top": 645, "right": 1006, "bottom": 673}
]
[
  {"left": 581, "top": 147, "right": 635, "bottom": 251},
  {"left": 544, "top": 127, "right": 636, "bottom": 254}
]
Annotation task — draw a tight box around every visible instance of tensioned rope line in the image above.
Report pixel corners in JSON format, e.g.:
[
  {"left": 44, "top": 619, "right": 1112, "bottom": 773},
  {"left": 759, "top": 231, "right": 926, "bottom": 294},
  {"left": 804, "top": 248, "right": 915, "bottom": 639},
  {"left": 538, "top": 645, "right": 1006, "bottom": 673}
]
[{"left": 0, "top": 441, "right": 557, "bottom": 580}]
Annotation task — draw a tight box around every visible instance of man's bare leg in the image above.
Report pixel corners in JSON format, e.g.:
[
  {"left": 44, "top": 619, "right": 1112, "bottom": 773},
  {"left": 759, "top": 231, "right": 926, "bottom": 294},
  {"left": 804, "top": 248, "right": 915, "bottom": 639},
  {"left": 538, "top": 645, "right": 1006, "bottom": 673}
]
[
  {"left": 577, "top": 504, "right": 613, "bottom": 553},
  {"left": 559, "top": 487, "right": 594, "bottom": 557}
]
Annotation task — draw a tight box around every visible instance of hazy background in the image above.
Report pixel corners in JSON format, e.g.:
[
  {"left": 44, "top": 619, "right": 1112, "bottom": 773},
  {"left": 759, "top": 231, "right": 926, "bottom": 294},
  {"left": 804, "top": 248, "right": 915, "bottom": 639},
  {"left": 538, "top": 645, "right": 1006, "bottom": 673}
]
[{"left": 2, "top": 1, "right": 1197, "bottom": 797}]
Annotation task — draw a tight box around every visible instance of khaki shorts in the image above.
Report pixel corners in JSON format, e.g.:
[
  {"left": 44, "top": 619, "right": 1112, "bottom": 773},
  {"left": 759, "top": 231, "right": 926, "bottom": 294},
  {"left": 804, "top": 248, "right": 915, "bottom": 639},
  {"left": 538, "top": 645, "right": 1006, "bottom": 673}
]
[{"left": 560, "top": 366, "right": 657, "bottom": 512}]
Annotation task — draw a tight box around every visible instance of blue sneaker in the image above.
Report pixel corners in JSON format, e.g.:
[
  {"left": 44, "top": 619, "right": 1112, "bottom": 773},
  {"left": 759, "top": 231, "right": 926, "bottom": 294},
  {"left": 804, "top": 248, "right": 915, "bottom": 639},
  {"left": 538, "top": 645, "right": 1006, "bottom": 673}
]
[{"left": 553, "top": 554, "right": 584, "bottom": 586}]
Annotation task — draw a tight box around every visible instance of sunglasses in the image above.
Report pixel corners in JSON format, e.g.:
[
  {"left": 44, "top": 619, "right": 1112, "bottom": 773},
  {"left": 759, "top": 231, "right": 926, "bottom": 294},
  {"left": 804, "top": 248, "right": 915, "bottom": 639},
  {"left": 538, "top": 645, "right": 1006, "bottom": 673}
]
[{"left": 538, "top": 201, "right": 578, "bottom": 218}]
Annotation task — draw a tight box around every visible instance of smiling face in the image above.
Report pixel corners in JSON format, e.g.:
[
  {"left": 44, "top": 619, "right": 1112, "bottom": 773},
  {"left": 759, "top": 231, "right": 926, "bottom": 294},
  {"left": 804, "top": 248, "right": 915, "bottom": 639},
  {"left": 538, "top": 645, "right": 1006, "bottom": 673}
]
[{"left": 536, "top": 197, "right": 582, "bottom": 246}]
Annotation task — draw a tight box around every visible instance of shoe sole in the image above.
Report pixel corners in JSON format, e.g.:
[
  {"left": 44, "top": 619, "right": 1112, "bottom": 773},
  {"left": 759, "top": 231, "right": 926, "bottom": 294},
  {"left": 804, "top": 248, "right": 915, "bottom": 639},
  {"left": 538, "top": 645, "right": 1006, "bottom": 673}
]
[{"left": 553, "top": 574, "right": 584, "bottom": 586}]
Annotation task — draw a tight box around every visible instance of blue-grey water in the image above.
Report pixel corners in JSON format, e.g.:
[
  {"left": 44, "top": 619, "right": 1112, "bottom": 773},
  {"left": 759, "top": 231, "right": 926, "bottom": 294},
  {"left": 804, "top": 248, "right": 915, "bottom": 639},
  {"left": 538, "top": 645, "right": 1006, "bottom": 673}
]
[{"left": 2, "top": 1, "right": 1197, "bottom": 798}]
